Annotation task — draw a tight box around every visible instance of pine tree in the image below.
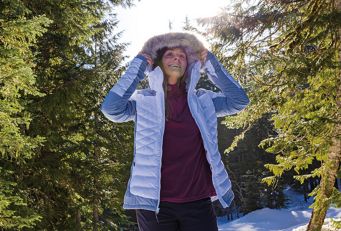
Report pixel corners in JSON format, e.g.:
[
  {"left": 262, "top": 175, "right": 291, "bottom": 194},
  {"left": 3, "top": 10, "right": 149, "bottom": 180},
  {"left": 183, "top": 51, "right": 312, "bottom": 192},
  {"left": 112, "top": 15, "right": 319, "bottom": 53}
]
[
  {"left": 0, "top": 0, "right": 51, "bottom": 228},
  {"left": 221, "top": 116, "right": 286, "bottom": 214},
  {"left": 1, "top": 0, "right": 136, "bottom": 230},
  {"left": 196, "top": 0, "right": 341, "bottom": 230},
  {"left": 25, "top": 0, "right": 134, "bottom": 229}
]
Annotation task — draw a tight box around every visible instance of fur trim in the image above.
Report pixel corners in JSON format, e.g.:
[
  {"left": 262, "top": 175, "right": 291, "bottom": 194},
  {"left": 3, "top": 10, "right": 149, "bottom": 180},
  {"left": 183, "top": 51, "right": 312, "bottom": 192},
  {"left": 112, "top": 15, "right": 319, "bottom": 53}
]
[{"left": 141, "top": 32, "right": 205, "bottom": 66}]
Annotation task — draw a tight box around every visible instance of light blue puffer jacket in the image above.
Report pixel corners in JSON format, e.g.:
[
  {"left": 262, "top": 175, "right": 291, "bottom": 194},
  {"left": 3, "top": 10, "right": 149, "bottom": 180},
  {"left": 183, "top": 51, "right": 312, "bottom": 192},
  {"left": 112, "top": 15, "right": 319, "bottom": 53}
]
[{"left": 101, "top": 51, "right": 250, "bottom": 215}]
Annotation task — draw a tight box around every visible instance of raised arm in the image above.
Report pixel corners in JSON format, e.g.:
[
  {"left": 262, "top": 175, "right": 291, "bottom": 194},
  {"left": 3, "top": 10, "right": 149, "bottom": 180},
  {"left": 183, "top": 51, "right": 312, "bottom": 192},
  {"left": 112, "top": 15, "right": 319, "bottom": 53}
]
[
  {"left": 203, "top": 51, "right": 250, "bottom": 117},
  {"left": 100, "top": 54, "right": 149, "bottom": 122}
]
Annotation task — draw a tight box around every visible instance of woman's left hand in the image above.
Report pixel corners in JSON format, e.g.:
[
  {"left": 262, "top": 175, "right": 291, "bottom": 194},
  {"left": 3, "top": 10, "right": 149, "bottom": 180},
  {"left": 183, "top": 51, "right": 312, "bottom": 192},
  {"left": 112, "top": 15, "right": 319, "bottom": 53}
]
[{"left": 200, "top": 49, "right": 208, "bottom": 65}]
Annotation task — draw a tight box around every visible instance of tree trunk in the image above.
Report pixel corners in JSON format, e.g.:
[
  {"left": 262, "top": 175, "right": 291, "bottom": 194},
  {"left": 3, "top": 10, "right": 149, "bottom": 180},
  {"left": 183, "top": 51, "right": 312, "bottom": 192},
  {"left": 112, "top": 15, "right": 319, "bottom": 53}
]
[
  {"left": 75, "top": 208, "right": 81, "bottom": 231},
  {"left": 93, "top": 116, "right": 100, "bottom": 231},
  {"left": 307, "top": 1, "right": 341, "bottom": 229},
  {"left": 306, "top": 132, "right": 340, "bottom": 230},
  {"left": 93, "top": 201, "right": 99, "bottom": 231}
]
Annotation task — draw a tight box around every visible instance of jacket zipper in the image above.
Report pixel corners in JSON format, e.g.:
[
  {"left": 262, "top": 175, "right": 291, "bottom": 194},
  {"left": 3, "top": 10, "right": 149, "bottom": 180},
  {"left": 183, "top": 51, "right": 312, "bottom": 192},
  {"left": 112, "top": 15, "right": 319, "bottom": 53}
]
[{"left": 155, "top": 88, "right": 165, "bottom": 221}]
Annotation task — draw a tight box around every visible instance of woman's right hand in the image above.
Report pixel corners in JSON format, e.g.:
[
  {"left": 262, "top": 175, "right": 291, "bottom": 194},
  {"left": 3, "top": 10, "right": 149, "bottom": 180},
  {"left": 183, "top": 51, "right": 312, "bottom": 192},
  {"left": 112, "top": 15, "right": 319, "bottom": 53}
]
[{"left": 139, "top": 52, "right": 154, "bottom": 66}]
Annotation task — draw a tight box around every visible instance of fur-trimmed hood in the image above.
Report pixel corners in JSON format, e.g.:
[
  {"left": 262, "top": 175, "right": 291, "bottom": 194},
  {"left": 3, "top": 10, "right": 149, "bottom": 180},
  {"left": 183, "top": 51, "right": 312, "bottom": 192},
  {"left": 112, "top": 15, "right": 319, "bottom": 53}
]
[{"left": 141, "top": 32, "right": 205, "bottom": 66}]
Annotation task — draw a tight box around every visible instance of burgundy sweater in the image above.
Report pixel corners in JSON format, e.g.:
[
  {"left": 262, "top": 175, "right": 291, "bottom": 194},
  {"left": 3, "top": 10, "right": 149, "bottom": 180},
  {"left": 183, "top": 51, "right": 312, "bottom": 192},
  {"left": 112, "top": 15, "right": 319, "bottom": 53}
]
[{"left": 160, "top": 83, "right": 216, "bottom": 203}]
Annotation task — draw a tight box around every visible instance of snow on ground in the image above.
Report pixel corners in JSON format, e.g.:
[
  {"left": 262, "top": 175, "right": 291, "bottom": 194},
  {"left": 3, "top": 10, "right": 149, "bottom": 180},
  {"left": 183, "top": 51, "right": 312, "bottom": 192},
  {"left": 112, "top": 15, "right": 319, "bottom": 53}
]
[{"left": 217, "top": 187, "right": 341, "bottom": 231}]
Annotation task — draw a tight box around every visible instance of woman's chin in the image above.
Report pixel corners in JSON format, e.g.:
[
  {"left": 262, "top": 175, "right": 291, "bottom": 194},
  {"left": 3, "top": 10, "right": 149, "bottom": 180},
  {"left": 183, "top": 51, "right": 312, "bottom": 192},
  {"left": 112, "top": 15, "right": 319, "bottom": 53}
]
[{"left": 169, "top": 71, "right": 184, "bottom": 78}]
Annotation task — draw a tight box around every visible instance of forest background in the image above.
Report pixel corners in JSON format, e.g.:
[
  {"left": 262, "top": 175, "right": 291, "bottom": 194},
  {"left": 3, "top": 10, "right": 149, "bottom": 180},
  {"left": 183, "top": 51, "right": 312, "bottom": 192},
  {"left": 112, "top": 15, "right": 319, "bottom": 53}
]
[{"left": 0, "top": 0, "right": 340, "bottom": 230}]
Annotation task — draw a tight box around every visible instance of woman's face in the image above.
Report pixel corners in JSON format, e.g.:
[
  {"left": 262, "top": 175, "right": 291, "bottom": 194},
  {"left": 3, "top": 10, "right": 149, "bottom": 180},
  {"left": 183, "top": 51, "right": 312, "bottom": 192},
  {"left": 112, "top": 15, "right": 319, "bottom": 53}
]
[{"left": 161, "top": 48, "right": 187, "bottom": 84}]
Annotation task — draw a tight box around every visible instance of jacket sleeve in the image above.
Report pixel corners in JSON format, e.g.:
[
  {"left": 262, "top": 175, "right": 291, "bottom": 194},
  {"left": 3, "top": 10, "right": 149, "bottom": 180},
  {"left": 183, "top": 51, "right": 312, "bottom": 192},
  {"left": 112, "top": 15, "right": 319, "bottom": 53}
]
[
  {"left": 203, "top": 51, "right": 250, "bottom": 117},
  {"left": 100, "top": 55, "right": 148, "bottom": 123}
]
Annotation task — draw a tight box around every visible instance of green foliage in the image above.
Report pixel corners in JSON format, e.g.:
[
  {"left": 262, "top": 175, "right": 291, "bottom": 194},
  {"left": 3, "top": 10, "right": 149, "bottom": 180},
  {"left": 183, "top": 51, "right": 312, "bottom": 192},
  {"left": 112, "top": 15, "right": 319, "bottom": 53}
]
[
  {"left": 0, "top": 5, "right": 50, "bottom": 161},
  {"left": 0, "top": 1, "right": 52, "bottom": 228},
  {"left": 331, "top": 187, "right": 341, "bottom": 208},
  {"left": 218, "top": 115, "right": 286, "bottom": 212},
  {"left": 0, "top": 168, "right": 41, "bottom": 229},
  {"left": 331, "top": 219, "right": 341, "bottom": 230},
  {"left": 1, "top": 0, "right": 137, "bottom": 230},
  {"left": 195, "top": 0, "right": 340, "bottom": 227}
]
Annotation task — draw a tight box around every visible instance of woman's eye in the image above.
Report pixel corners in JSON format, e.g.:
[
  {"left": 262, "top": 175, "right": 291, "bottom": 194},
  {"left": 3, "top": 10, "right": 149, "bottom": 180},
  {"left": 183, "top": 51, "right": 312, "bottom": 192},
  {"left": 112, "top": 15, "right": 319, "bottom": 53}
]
[
  {"left": 164, "top": 52, "right": 186, "bottom": 60},
  {"left": 165, "top": 52, "right": 173, "bottom": 57}
]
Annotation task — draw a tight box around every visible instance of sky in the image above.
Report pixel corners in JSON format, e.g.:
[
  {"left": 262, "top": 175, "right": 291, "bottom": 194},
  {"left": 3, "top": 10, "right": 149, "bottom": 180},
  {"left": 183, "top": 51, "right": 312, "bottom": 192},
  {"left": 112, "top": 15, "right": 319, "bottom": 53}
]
[{"left": 115, "top": 0, "right": 229, "bottom": 59}]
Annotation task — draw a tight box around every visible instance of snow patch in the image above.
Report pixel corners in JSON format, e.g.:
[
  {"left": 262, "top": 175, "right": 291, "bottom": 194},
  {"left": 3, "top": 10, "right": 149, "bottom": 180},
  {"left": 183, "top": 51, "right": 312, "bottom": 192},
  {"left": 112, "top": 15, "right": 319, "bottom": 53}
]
[{"left": 217, "top": 187, "right": 341, "bottom": 231}]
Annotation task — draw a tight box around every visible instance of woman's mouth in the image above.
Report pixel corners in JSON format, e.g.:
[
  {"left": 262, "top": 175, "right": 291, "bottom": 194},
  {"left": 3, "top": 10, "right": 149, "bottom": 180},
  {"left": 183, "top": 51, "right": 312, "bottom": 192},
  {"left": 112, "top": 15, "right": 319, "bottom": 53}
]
[{"left": 168, "top": 64, "right": 182, "bottom": 70}]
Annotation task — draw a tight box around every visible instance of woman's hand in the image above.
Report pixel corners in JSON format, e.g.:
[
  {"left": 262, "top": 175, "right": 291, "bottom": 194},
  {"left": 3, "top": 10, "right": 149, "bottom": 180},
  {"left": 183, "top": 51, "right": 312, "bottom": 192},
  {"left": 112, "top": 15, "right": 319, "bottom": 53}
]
[
  {"left": 199, "top": 49, "right": 208, "bottom": 65},
  {"left": 139, "top": 52, "right": 154, "bottom": 66}
]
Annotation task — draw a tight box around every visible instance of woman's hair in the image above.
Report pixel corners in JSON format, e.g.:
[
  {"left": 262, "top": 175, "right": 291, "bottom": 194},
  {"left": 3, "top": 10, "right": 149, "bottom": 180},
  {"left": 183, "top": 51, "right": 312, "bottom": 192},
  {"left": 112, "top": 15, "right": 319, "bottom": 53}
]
[{"left": 153, "top": 47, "right": 188, "bottom": 120}]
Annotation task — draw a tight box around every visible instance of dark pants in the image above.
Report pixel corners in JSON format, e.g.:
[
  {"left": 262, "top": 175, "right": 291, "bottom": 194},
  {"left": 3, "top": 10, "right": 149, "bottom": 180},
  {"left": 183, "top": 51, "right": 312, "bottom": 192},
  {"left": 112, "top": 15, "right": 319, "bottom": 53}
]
[{"left": 135, "top": 197, "right": 218, "bottom": 231}]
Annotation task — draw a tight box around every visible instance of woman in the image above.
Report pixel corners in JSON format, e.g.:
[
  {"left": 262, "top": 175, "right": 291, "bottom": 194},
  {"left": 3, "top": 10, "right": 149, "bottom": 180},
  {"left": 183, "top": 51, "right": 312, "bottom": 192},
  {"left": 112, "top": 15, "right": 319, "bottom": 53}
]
[{"left": 101, "top": 32, "right": 250, "bottom": 231}]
